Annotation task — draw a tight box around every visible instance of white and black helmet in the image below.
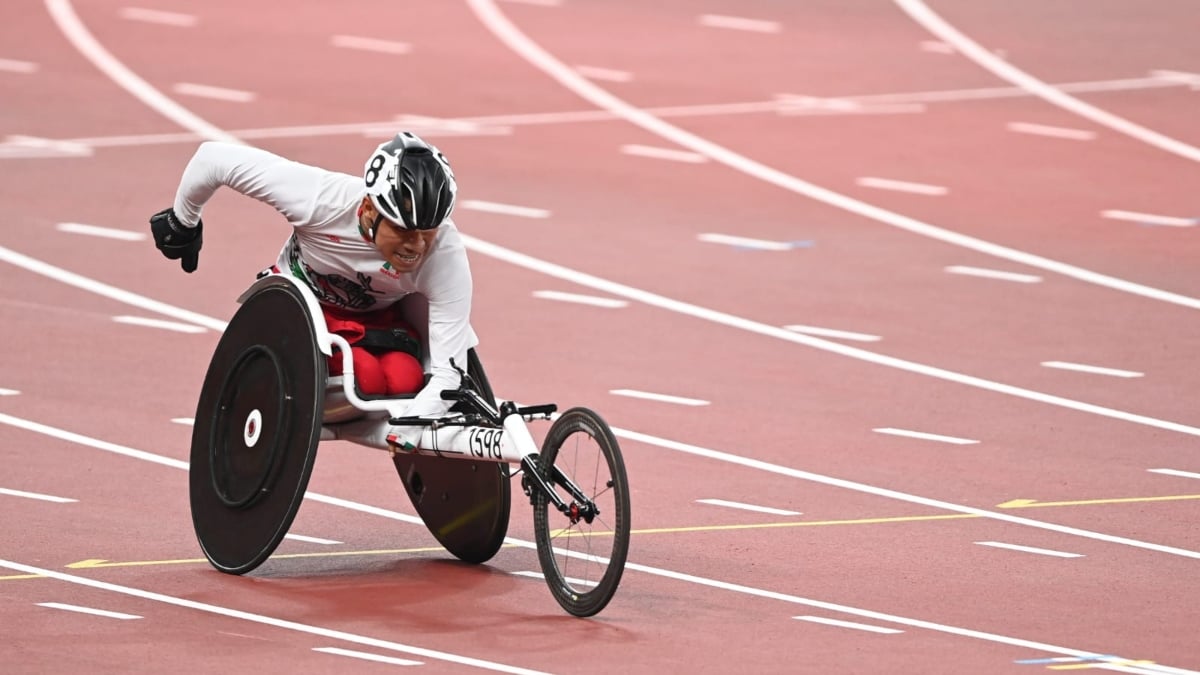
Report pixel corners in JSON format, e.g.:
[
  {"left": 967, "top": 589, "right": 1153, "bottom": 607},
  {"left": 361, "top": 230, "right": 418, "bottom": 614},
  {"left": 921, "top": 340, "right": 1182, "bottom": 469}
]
[{"left": 363, "top": 132, "right": 457, "bottom": 233}]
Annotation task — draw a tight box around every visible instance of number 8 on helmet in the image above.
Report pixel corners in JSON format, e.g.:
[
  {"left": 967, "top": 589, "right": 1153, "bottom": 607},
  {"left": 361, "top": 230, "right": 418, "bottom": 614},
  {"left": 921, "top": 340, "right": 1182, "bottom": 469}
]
[{"left": 363, "top": 132, "right": 457, "bottom": 237}]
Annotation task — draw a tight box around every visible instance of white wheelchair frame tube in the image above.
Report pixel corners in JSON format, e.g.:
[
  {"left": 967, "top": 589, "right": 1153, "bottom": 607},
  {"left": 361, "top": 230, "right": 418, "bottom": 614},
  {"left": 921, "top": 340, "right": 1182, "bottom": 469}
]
[
  {"left": 319, "top": 330, "right": 543, "bottom": 464},
  {"left": 321, "top": 409, "right": 541, "bottom": 465},
  {"left": 239, "top": 274, "right": 543, "bottom": 466}
]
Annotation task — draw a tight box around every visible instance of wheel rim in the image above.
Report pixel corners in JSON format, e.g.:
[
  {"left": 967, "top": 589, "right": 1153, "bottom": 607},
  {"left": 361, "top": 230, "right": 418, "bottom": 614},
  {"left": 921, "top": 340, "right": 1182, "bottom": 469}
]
[
  {"left": 209, "top": 346, "right": 289, "bottom": 509},
  {"left": 536, "top": 409, "right": 630, "bottom": 616}
]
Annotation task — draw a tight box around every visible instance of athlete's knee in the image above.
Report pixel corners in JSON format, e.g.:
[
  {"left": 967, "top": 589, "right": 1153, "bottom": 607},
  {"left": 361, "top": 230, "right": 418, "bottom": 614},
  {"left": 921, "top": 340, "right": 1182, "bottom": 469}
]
[
  {"left": 351, "top": 347, "right": 387, "bottom": 395},
  {"left": 379, "top": 351, "right": 424, "bottom": 395}
]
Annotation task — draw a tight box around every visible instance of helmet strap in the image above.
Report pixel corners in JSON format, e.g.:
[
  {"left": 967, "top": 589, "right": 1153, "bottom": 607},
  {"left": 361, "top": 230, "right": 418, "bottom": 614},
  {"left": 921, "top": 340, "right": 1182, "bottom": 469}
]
[
  {"left": 370, "top": 213, "right": 385, "bottom": 242},
  {"left": 358, "top": 201, "right": 385, "bottom": 243}
]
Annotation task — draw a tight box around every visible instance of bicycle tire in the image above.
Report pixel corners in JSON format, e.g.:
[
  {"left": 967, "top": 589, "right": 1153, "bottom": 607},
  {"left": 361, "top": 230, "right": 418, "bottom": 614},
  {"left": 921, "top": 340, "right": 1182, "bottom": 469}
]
[{"left": 532, "top": 407, "right": 630, "bottom": 617}]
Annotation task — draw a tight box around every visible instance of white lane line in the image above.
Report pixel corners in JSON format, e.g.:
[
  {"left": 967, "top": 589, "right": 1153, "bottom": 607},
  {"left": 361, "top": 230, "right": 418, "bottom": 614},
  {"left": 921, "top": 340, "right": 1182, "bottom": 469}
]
[
  {"left": 532, "top": 290, "right": 628, "bottom": 308},
  {"left": 784, "top": 325, "right": 881, "bottom": 342},
  {"left": 854, "top": 73, "right": 1191, "bottom": 103},
  {"left": 512, "top": 571, "right": 599, "bottom": 587},
  {"left": 6, "top": 561, "right": 547, "bottom": 674},
  {"left": 1148, "top": 468, "right": 1200, "bottom": 480},
  {"left": 856, "top": 177, "right": 948, "bottom": 196},
  {"left": 56, "top": 222, "right": 146, "bottom": 241},
  {"left": 617, "top": 555, "right": 1187, "bottom": 667},
  {"left": 894, "top": 0, "right": 1200, "bottom": 163},
  {"left": 330, "top": 35, "right": 412, "bottom": 55},
  {"left": 698, "top": 14, "right": 781, "bottom": 33},
  {"left": 1040, "top": 362, "right": 1143, "bottom": 378},
  {"left": 118, "top": 7, "right": 197, "bottom": 27},
  {"left": 47, "top": 0, "right": 240, "bottom": 143},
  {"left": 1007, "top": 122, "right": 1096, "bottom": 141},
  {"left": 37, "top": 602, "right": 141, "bottom": 619},
  {"left": 2, "top": 135, "right": 92, "bottom": 158},
  {"left": 609, "top": 389, "right": 710, "bottom": 406},
  {"left": 467, "top": 0, "right": 1200, "bottom": 311},
  {"left": 775, "top": 95, "right": 859, "bottom": 113},
  {"left": 171, "top": 417, "right": 195, "bottom": 425},
  {"left": 0, "top": 247, "right": 205, "bottom": 329},
  {"left": 15, "top": 228, "right": 1200, "bottom": 452},
  {"left": 380, "top": 115, "right": 513, "bottom": 138},
  {"left": 944, "top": 265, "right": 1043, "bottom": 283},
  {"left": 774, "top": 94, "right": 927, "bottom": 116},
  {"left": 313, "top": 647, "right": 422, "bottom": 667},
  {"left": 459, "top": 199, "right": 549, "bottom": 218},
  {"left": 1150, "top": 69, "right": 1200, "bottom": 90},
  {"left": 0, "top": 487, "right": 77, "bottom": 503},
  {"left": 697, "top": 499, "right": 800, "bottom": 516},
  {"left": 26, "top": 74, "right": 1171, "bottom": 148},
  {"left": 18, "top": 74, "right": 1191, "bottom": 153},
  {"left": 575, "top": 65, "right": 632, "bottom": 83},
  {"left": 975, "top": 541, "right": 1083, "bottom": 558},
  {"left": 113, "top": 315, "right": 208, "bottom": 334},
  {"left": 34, "top": 0, "right": 1200, "bottom": 570},
  {"left": 172, "top": 82, "right": 256, "bottom": 103},
  {"left": 8, "top": 228, "right": 1200, "bottom": 444},
  {"left": 697, "top": 233, "right": 802, "bottom": 251},
  {"left": 873, "top": 428, "right": 979, "bottom": 445},
  {"left": 919, "top": 40, "right": 954, "bottom": 54},
  {"left": 620, "top": 144, "right": 707, "bottom": 163},
  {"left": 0, "top": 58, "right": 39, "bottom": 73},
  {"left": 794, "top": 616, "right": 903, "bottom": 634},
  {"left": 1017, "top": 656, "right": 1095, "bottom": 665},
  {"left": 0, "top": 388, "right": 19, "bottom": 396},
  {"left": 1101, "top": 210, "right": 1197, "bottom": 228},
  {"left": 7, "top": 415, "right": 1200, "bottom": 670},
  {"left": 285, "top": 534, "right": 343, "bottom": 545},
  {"left": 776, "top": 97, "right": 925, "bottom": 116}
]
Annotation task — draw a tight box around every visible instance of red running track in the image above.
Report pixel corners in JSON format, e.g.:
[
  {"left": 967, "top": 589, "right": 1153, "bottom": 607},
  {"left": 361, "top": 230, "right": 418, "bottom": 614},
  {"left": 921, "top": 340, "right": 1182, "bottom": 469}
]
[{"left": 1, "top": 0, "right": 1198, "bottom": 673}]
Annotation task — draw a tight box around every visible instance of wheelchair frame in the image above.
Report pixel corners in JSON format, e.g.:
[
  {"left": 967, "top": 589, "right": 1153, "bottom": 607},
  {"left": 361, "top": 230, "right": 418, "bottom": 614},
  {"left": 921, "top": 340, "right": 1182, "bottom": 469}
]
[{"left": 191, "top": 272, "right": 630, "bottom": 617}]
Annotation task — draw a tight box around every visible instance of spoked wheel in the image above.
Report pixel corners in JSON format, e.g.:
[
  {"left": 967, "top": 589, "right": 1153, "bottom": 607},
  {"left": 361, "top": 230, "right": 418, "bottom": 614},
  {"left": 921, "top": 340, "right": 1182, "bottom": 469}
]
[{"left": 532, "top": 407, "right": 630, "bottom": 617}]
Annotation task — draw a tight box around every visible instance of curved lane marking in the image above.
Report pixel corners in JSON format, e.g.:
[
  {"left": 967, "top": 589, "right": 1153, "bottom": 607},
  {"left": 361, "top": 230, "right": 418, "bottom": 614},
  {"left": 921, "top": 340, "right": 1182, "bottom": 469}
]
[
  {"left": 45, "top": 0, "right": 238, "bottom": 143},
  {"left": 36, "top": 0, "right": 1200, "bottom": 436},
  {"left": 4, "top": 387, "right": 1200, "bottom": 566},
  {"left": 32, "top": 0, "right": 1200, "bottom": 558},
  {"left": 5, "top": 238, "right": 1199, "bottom": 439},
  {"left": 466, "top": 0, "right": 1200, "bottom": 311},
  {"left": 894, "top": 0, "right": 1200, "bottom": 163},
  {"left": 1, "top": 416, "right": 1197, "bottom": 671},
  {"left": 33, "top": 2, "right": 1200, "bottom": 665},
  {"left": 460, "top": 234, "right": 1200, "bottom": 438}
]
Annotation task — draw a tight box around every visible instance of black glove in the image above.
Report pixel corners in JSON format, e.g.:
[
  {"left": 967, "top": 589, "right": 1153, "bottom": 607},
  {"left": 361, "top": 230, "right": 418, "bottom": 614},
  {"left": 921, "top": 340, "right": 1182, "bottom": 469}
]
[{"left": 149, "top": 208, "right": 203, "bottom": 273}]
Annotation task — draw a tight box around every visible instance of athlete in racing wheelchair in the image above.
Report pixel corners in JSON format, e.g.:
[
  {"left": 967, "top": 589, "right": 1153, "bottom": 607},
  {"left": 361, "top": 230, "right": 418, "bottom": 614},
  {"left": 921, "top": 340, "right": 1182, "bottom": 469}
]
[{"left": 150, "top": 133, "right": 629, "bottom": 616}]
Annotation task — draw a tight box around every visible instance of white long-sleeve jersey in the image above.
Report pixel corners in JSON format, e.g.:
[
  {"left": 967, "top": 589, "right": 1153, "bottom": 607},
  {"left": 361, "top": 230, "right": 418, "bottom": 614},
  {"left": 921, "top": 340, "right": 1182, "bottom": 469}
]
[{"left": 173, "top": 141, "right": 477, "bottom": 418}]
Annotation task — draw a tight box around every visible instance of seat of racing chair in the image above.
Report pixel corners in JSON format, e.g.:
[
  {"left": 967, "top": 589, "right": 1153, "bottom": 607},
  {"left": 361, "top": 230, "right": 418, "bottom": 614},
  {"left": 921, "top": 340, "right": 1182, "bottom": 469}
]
[{"left": 321, "top": 293, "right": 432, "bottom": 424}]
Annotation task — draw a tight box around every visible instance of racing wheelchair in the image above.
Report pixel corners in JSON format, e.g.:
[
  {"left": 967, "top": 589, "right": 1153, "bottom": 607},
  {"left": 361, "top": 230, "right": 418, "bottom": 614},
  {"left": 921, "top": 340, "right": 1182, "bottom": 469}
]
[{"left": 187, "top": 273, "right": 631, "bottom": 617}]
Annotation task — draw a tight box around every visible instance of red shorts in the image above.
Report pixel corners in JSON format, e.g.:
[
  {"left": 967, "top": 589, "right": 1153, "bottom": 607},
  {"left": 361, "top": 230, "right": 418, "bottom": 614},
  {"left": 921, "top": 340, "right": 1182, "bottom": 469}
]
[{"left": 322, "top": 304, "right": 424, "bottom": 396}]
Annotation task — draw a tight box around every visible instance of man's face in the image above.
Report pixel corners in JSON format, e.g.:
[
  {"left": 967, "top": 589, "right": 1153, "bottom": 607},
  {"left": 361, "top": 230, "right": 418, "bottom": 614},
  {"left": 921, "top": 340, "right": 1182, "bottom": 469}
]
[{"left": 361, "top": 198, "right": 438, "bottom": 273}]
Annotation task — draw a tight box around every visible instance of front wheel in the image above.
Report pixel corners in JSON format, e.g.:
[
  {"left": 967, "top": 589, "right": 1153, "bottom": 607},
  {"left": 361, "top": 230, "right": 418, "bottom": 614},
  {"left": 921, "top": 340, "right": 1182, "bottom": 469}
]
[{"left": 532, "top": 407, "right": 630, "bottom": 617}]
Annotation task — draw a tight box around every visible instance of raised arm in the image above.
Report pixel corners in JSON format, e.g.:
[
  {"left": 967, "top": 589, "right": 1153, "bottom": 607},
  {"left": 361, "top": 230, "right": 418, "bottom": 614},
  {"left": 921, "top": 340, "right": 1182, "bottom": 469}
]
[
  {"left": 150, "top": 142, "right": 335, "bottom": 272},
  {"left": 173, "top": 141, "right": 327, "bottom": 226}
]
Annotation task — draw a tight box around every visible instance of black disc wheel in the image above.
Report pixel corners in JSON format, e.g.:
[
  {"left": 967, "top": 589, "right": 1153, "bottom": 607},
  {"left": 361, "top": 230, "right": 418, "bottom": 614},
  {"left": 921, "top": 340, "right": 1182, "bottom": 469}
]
[
  {"left": 533, "top": 407, "right": 630, "bottom": 617},
  {"left": 391, "top": 347, "right": 510, "bottom": 564},
  {"left": 189, "top": 279, "right": 326, "bottom": 575}
]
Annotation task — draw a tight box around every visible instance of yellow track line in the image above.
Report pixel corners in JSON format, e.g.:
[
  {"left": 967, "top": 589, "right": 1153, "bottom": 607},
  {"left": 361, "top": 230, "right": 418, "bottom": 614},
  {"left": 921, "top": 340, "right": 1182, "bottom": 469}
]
[{"left": 5, "top": 493, "right": 1196, "bottom": 579}]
